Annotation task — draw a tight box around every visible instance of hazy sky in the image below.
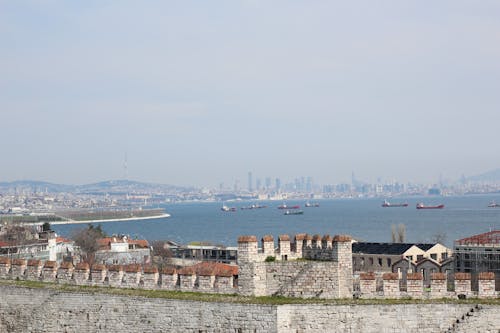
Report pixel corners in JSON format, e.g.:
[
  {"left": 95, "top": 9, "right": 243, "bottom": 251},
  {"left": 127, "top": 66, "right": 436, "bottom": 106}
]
[{"left": 1, "top": 1, "right": 500, "bottom": 187}]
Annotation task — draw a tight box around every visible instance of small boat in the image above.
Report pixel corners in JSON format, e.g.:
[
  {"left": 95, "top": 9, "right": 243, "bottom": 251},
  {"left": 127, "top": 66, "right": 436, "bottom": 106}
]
[
  {"left": 221, "top": 205, "right": 237, "bottom": 212},
  {"left": 382, "top": 200, "right": 408, "bottom": 207},
  {"left": 284, "top": 210, "right": 304, "bottom": 215},
  {"left": 305, "top": 202, "right": 320, "bottom": 207},
  {"left": 416, "top": 203, "right": 444, "bottom": 209},
  {"left": 488, "top": 201, "right": 500, "bottom": 208}
]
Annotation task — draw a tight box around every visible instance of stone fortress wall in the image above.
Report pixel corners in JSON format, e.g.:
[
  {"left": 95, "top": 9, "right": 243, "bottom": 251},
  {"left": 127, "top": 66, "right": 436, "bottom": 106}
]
[
  {"left": 0, "top": 232, "right": 498, "bottom": 299},
  {"left": 237, "top": 233, "right": 499, "bottom": 299},
  {"left": 0, "top": 258, "right": 237, "bottom": 294},
  {"left": 1, "top": 284, "right": 499, "bottom": 333},
  {"left": 237, "top": 234, "right": 353, "bottom": 298}
]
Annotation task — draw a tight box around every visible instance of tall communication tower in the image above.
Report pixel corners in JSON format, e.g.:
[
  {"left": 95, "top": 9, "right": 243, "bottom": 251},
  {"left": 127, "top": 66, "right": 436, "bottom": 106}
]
[
  {"left": 124, "top": 153, "right": 129, "bottom": 200},
  {"left": 124, "top": 152, "right": 128, "bottom": 181}
]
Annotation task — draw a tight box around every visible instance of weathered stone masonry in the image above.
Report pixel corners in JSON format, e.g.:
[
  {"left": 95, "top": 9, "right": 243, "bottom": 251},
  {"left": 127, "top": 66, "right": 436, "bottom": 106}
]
[
  {"left": 237, "top": 234, "right": 353, "bottom": 298},
  {"left": 1, "top": 285, "right": 499, "bottom": 333},
  {"left": 0, "top": 233, "right": 498, "bottom": 299}
]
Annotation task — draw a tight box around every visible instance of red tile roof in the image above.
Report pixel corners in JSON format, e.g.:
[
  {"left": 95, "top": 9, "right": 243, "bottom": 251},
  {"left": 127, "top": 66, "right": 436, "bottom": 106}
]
[
  {"left": 431, "top": 273, "right": 446, "bottom": 280},
  {"left": 0, "top": 257, "right": 11, "bottom": 265},
  {"left": 261, "top": 235, "right": 274, "bottom": 242},
  {"left": 192, "top": 261, "right": 238, "bottom": 277},
  {"left": 27, "top": 259, "right": 42, "bottom": 267},
  {"left": 161, "top": 266, "right": 177, "bottom": 275},
  {"left": 44, "top": 261, "right": 58, "bottom": 269},
  {"left": 59, "top": 262, "right": 73, "bottom": 269},
  {"left": 238, "top": 235, "right": 257, "bottom": 243},
  {"left": 359, "top": 272, "right": 376, "bottom": 280},
  {"left": 382, "top": 273, "right": 398, "bottom": 280},
  {"left": 294, "top": 233, "right": 307, "bottom": 241},
  {"left": 12, "top": 259, "right": 27, "bottom": 266},
  {"left": 279, "top": 234, "right": 290, "bottom": 241},
  {"left": 129, "top": 239, "right": 149, "bottom": 248},
  {"left": 124, "top": 264, "right": 141, "bottom": 273},
  {"left": 455, "top": 273, "right": 471, "bottom": 280},
  {"left": 75, "top": 262, "right": 90, "bottom": 271},
  {"left": 107, "top": 265, "right": 123, "bottom": 272},
  {"left": 91, "top": 264, "right": 106, "bottom": 271},
  {"left": 56, "top": 237, "right": 72, "bottom": 243},
  {"left": 456, "top": 230, "right": 500, "bottom": 245},
  {"left": 407, "top": 273, "right": 423, "bottom": 280},
  {"left": 97, "top": 237, "right": 149, "bottom": 250},
  {"left": 143, "top": 266, "right": 158, "bottom": 274}
]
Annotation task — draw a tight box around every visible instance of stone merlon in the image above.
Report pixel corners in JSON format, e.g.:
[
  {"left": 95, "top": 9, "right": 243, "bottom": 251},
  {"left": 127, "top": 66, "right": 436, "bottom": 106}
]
[{"left": 238, "top": 235, "right": 258, "bottom": 243}]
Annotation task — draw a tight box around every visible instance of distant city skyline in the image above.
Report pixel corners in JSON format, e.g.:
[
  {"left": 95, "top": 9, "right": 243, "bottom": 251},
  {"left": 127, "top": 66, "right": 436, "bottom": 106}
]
[{"left": 2, "top": 1, "right": 500, "bottom": 188}]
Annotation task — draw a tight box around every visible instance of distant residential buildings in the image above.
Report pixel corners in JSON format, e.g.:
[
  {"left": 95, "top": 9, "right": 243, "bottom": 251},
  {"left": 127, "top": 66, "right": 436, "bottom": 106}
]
[{"left": 95, "top": 236, "right": 151, "bottom": 265}]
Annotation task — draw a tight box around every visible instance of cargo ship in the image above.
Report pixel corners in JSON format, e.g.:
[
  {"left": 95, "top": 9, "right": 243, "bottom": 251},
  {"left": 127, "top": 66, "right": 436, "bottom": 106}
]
[
  {"left": 278, "top": 204, "right": 300, "bottom": 210},
  {"left": 382, "top": 200, "right": 408, "bottom": 207},
  {"left": 284, "top": 210, "right": 304, "bottom": 215},
  {"left": 416, "top": 203, "right": 444, "bottom": 209},
  {"left": 221, "top": 205, "right": 237, "bottom": 212}
]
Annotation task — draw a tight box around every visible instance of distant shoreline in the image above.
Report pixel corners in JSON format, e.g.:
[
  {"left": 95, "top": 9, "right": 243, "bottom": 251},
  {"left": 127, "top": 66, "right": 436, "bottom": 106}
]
[{"left": 25, "top": 213, "right": 171, "bottom": 226}]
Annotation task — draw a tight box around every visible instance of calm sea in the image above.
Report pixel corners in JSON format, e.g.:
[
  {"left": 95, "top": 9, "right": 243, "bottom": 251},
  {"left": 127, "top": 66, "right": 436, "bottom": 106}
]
[{"left": 52, "top": 194, "right": 500, "bottom": 247}]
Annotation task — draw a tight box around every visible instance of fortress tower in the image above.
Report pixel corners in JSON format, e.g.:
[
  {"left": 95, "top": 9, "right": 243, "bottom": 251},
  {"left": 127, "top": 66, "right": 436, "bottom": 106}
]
[{"left": 237, "top": 232, "right": 353, "bottom": 298}]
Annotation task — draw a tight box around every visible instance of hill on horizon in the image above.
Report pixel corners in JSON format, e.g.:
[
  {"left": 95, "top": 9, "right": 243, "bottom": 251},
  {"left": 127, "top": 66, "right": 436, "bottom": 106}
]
[
  {"left": 0, "top": 179, "right": 190, "bottom": 193},
  {"left": 467, "top": 168, "right": 500, "bottom": 183}
]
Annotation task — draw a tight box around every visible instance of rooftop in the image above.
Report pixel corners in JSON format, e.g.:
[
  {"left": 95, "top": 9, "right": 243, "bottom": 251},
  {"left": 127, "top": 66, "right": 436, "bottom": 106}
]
[
  {"left": 352, "top": 242, "right": 437, "bottom": 255},
  {"left": 455, "top": 230, "right": 500, "bottom": 246}
]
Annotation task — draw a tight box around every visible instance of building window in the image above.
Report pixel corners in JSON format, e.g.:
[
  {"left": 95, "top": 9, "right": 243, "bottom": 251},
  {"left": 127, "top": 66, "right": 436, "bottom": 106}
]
[
  {"left": 378, "top": 258, "right": 382, "bottom": 266},
  {"left": 441, "top": 252, "right": 448, "bottom": 260},
  {"left": 430, "top": 254, "right": 437, "bottom": 260},
  {"left": 369, "top": 258, "right": 374, "bottom": 266},
  {"left": 387, "top": 258, "right": 391, "bottom": 267},
  {"left": 406, "top": 255, "right": 413, "bottom": 261},
  {"left": 417, "top": 255, "right": 423, "bottom": 261}
]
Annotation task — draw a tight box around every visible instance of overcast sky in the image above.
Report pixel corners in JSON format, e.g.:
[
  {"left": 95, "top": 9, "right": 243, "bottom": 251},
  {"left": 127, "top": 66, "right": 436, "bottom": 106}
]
[{"left": 1, "top": 1, "right": 500, "bottom": 187}]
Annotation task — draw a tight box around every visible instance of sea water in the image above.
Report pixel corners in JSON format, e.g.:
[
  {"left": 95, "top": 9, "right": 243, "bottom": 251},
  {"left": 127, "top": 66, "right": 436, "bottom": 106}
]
[{"left": 52, "top": 194, "right": 500, "bottom": 247}]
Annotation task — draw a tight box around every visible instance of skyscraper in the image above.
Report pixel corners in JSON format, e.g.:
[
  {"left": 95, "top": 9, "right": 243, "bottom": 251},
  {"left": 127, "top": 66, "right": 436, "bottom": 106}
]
[
  {"left": 265, "top": 177, "right": 271, "bottom": 189},
  {"left": 248, "top": 172, "right": 253, "bottom": 192},
  {"left": 275, "top": 178, "right": 281, "bottom": 192}
]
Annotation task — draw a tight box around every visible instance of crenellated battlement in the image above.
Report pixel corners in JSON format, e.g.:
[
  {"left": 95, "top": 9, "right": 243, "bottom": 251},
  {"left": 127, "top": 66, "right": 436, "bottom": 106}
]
[
  {"left": 237, "top": 233, "right": 353, "bottom": 298},
  {"left": 1, "top": 232, "right": 497, "bottom": 300},
  {"left": 356, "top": 271, "right": 499, "bottom": 299},
  {"left": 237, "top": 233, "right": 353, "bottom": 262},
  {"left": 0, "top": 258, "right": 237, "bottom": 294}
]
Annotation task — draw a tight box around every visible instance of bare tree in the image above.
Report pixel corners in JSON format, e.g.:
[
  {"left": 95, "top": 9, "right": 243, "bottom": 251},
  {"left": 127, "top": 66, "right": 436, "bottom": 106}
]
[
  {"left": 431, "top": 232, "right": 446, "bottom": 244},
  {"left": 390, "top": 224, "right": 406, "bottom": 243},
  {"left": 151, "top": 240, "right": 173, "bottom": 269},
  {"left": 71, "top": 224, "right": 107, "bottom": 265},
  {"left": 391, "top": 224, "right": 397, "bottom": 243},
  {"left": 397, "top": 224, "right": 406, "bottom": 243}
]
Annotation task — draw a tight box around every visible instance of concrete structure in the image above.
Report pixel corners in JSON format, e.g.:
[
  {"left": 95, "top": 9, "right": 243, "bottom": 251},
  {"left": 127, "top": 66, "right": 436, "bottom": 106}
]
[
  {"left": 455, "top": 230, "right": 500, "bottom": 289},
  {"left": 95, "top": 236, "right": 151, "bottom": 265},
  {"left": 352, "top": 241, "right": 452, "bottom": 273}
]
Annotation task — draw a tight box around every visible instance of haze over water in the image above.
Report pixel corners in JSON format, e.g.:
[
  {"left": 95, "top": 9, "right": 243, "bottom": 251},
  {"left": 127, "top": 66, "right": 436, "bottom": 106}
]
[{"left": 53, "top": 194, "right": 500, "bottom": 248}]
